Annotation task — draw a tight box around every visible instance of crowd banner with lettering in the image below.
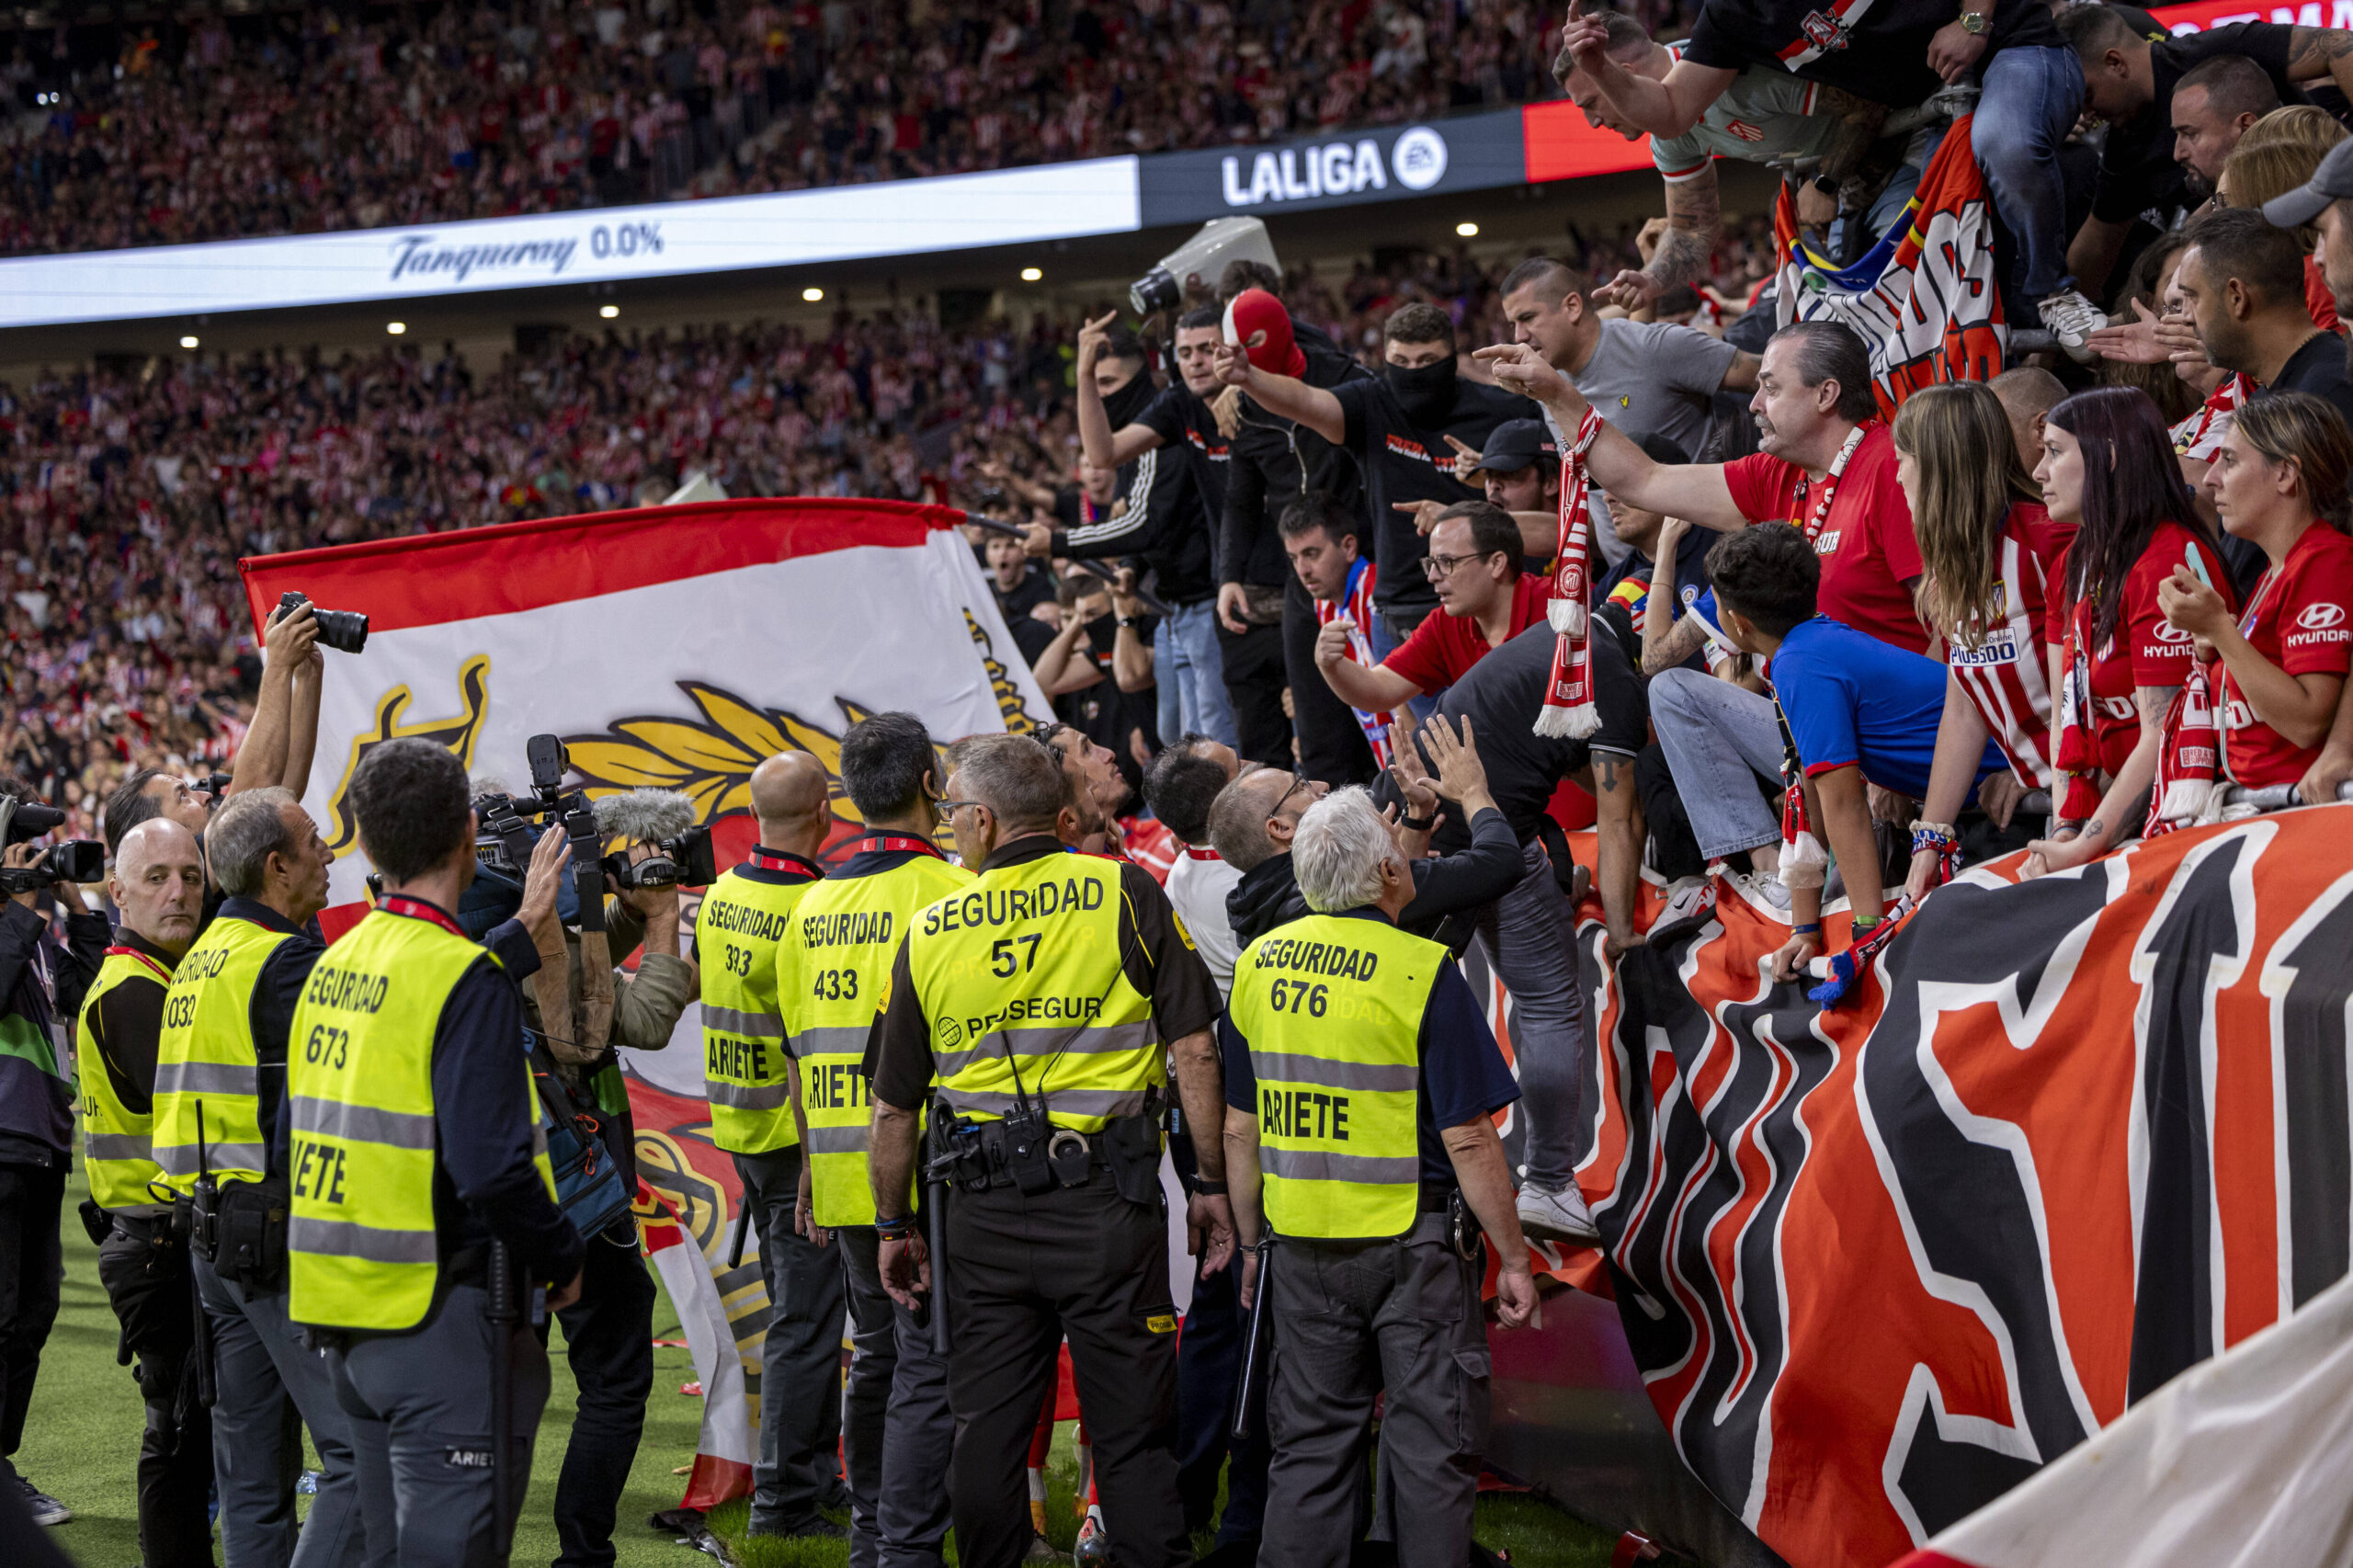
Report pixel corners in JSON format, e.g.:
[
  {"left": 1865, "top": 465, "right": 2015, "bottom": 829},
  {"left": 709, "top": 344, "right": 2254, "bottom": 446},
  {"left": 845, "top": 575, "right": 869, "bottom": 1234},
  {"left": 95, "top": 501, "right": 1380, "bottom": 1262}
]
[
  {"left": 240, "top": 497, "right": 1050, "bottom": 1507},
  {"left": 1574, "top": 808, "right": 2353, "bottom": 1568},
  {"left": 1773, "top": 114, "right": 2005, "bottom": 415}
]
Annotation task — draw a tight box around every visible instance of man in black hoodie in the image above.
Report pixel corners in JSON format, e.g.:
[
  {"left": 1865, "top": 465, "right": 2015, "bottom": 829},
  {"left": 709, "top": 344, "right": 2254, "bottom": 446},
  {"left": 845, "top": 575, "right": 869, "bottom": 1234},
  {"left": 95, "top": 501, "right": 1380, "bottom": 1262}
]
[
  {"left": 1206, "top": 722, "right": 1524, "bottom": 953},
  {"left": 1212, "top": 301, "right": 1540, "bottom": 710}
]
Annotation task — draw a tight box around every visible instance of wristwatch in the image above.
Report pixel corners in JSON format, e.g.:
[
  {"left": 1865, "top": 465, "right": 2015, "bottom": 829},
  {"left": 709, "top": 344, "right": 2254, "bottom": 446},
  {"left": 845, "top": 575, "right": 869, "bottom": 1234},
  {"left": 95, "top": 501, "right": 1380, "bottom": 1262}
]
[{"left": 1959, "top": 9, "right": 1988, "bottom": 33}]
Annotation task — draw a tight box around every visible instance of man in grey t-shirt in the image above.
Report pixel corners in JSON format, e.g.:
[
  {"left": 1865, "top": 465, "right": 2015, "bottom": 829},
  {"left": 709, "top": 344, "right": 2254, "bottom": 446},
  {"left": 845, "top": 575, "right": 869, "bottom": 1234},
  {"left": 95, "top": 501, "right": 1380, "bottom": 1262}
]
[{"left": 1499, "top": 255, "right": 1758, "bottom": 464}]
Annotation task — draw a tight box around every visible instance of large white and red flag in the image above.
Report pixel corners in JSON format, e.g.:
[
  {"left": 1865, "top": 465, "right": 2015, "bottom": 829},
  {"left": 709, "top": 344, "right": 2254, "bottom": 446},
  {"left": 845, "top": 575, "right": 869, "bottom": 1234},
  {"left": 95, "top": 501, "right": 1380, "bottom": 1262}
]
[{"left": 239, "top": 497, "right": 1051, "bottom": 1506}]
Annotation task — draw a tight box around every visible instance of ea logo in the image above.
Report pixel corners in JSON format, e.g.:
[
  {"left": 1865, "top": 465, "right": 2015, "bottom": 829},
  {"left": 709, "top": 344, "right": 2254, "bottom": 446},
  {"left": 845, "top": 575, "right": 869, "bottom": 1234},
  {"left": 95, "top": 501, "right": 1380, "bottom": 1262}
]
[
  {"left": 2154, "top": 621, "right": 2194, "bottom": 643},
  {"left": 938, "top": 1016, "right": 964, "bottom": 1050},
  {"left": 2298, "top": 601, "right": 2346, "bottom": 631},
  {"left": 1391, "top": 127, "right": 1449, "bottom": 190}
]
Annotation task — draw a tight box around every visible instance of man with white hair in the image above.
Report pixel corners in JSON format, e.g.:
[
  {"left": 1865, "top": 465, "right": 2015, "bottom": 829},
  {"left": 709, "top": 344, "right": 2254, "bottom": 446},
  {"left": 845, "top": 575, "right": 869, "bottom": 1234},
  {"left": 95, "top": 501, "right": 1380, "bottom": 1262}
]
[{"left": 1220, "top": 787, "right": 1536, "bottom": 1568}]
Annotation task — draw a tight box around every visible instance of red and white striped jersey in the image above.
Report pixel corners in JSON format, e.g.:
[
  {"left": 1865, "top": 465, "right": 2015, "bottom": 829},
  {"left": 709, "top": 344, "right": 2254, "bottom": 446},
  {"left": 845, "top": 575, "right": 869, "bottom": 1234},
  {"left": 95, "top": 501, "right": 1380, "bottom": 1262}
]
[
  {"left": 1313, "top": 556, "right": 1392, "bottom": 767},
  {"left": 1946, "top": 502, "right": 2072, "bottom": 789},
  {"left": 2171, "top": 373, "right": 2250, "bottom": 462}
]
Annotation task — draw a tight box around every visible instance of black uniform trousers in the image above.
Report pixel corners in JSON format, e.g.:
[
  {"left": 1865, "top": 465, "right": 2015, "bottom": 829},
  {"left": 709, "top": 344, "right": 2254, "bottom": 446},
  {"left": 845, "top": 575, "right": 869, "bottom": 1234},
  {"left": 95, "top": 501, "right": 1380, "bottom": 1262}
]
[
  {"left": 544, "top": 1229, "right": 657, "bottom": 1568},
  {"left": 941, "top": 1167, "right": 1186, "bottom": 1568},
  {"left": 0, "top": 1161, "right": 63, "bottom": 1468},
  {"left": 96, "top": 1214, "right": 214, "bottom": 1568},
  {"left": 1216, "top": 618, "right": 1290, "bottom": 768}
]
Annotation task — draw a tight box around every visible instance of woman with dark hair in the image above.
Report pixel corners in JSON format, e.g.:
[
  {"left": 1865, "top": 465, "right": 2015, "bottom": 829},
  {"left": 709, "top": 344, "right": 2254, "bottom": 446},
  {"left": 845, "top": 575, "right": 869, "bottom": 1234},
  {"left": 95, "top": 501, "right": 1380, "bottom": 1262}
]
[
  {"left": 1892, "top": 382, "right": 2073, "bottom": 898},
  {"left": 2025, "top": 388, "right": 2236, "bottom": 877},
  {"left": 2157, "top": 392, "right": 2353, "bottom": 790}
]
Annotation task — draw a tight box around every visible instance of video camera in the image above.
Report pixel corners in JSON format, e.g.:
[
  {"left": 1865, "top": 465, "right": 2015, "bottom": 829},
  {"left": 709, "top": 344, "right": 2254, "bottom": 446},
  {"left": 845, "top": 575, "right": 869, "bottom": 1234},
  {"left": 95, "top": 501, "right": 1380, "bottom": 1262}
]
[
  {"left": 590, "top": 790, "right": 715, "bottom": 891},
  {"left": 1129, "top": 216, "right": 1278, "bottom": 315},
  {"left": 275, "top": 591, "right": 369, "bottom": 654},
  {"left": 0, "top": 795, "right": 103, "bottom": 894},
  {"left": 470, "top": 734, "right": 610, "bottom": 934}
]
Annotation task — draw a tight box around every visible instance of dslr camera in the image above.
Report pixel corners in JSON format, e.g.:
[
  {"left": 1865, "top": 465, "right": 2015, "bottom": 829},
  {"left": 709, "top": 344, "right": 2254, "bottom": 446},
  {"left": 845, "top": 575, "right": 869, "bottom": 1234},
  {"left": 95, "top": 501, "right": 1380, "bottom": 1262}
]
[
  {"left": 276, "top": 591, "right": 369, "bottom": 654},
  {"left": 0, "top": 796, "right": 103, "bottom": 895}
]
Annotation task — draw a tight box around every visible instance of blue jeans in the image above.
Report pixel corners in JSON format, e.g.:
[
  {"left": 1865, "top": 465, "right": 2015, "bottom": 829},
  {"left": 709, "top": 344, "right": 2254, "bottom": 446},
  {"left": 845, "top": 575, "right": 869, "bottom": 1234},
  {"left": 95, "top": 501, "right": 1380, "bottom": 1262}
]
[
  {"left": 1649, "top": 668, "right": 1784, "bottom": 862},
  {"left": 1975, "top": 43, "right": 2084, "bottom": 307},
  {"left": 1154, "top": 599, "right": 1236, "bottom": 748}
]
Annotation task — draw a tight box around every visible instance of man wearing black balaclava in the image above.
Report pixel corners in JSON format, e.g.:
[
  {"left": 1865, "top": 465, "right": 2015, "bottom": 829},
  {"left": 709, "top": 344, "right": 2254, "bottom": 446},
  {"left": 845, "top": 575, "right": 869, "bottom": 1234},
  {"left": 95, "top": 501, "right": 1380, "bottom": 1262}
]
[{"left": 1211, "top": 301, "right": 1537, "bottom": 708}]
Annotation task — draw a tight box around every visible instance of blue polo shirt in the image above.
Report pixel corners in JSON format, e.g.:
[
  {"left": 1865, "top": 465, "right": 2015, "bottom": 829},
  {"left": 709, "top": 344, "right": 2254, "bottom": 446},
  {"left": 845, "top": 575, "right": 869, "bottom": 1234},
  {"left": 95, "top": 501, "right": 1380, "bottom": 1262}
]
[
  {"left": 1768, "top": 615, "right": 2004, "bottom": 798},
  {"left": 1221, "top": 906, "right": 1519, "bottom": 1195}
]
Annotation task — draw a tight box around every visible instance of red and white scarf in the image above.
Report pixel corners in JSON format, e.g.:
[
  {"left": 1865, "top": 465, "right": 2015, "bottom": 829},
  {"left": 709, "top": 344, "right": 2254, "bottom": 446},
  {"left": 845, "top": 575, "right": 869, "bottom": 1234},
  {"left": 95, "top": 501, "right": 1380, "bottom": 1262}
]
[
  {"left": 2147, "top": 659, "right": 2220, "bottom": 838},
  {"left": 1535, "top": 407, "right": 1607, "bottom": 739},
  {"left": 1793, "top": 421, "right": 1871, "bottom": 545}
]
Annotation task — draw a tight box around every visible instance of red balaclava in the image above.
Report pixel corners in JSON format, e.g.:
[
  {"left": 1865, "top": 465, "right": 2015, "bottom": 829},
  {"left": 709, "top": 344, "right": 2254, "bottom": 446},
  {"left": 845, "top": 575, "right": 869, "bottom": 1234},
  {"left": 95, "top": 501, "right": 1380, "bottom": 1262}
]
[{"left": 1222, "top": 289, "right": 1307, "bottom": 378}]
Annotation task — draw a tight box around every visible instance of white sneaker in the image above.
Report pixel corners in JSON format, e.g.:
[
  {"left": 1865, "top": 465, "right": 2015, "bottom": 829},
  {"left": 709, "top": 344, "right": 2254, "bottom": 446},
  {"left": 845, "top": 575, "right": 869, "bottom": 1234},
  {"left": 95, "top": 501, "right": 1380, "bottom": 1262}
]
[
  {"left": 1518, "top": 1181, "right": 1602, "bottom": 1245},
  {"left": 1649, "top": 876, "right": 1715, "bottom": 944},
  {"left": 2037, "top": 289, "right": 2108, "bottom": 362}
]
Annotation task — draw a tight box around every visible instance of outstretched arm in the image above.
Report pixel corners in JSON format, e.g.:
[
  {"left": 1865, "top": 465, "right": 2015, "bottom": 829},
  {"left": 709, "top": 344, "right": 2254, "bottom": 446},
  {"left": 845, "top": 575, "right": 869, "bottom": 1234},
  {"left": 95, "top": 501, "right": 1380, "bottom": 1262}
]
[
  {"left": 1596, "top": 165, "right": 1722, "bottom": 312},
  {"left": 1210, "top": 343, "right": 1347, "bottom": 447},
  {"left": 1559, "top": 5, "right": 1736, "bottom": 138},
  {"left": 1477, "top": 343, "right": 1747, "bottom": 528}
]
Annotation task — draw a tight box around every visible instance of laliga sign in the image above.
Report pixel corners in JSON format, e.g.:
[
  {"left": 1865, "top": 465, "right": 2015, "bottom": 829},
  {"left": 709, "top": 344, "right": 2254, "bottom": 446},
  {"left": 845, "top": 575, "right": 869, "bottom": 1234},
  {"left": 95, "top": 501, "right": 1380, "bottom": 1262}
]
[{"left": 1221, "top": 126, "right": 1449, "bottom": 207}]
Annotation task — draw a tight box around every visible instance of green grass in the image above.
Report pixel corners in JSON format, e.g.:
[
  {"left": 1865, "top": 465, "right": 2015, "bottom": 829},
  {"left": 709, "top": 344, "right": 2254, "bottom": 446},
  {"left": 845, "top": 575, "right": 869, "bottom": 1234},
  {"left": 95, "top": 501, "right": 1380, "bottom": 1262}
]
[
  {"left": 26, "top": 1149, "right": 1624, "bottom": 1568},
  {"left": 18, "top": 1153, "right": 708, "bottom": 1567}
]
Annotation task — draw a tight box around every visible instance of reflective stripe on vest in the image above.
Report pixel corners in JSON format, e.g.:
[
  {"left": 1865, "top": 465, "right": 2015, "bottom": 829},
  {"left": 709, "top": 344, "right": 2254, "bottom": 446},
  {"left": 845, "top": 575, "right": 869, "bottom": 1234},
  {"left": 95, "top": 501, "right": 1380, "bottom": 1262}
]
[
  {"left": 77, "top": 949, "right": 175, "bottom": 1211},
  {"left": 285, "top": 909, "right": 554, "bottom": 1333},
  {"left": 904, "top": 852, "right": 1163, "bottom": 1134},
  {"left": 780, "top": 853, "right": 973, "bottom": 1227},
  {"left": 1229, "top": 913, "right": 1439, "bottom": 1241},
  {"left": 695, "top": 865, "right": 819, "bottom": 1154},
  {"left": 152, "top": 916, "right": 292, "bottom": 1193}
]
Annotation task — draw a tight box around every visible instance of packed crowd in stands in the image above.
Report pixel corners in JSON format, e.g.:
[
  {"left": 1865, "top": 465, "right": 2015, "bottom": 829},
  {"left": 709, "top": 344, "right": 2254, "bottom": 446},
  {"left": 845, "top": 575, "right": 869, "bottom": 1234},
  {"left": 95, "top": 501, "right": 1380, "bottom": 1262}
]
[{"left": 0, "top": 0, "right": 1649, "bottom": 256}]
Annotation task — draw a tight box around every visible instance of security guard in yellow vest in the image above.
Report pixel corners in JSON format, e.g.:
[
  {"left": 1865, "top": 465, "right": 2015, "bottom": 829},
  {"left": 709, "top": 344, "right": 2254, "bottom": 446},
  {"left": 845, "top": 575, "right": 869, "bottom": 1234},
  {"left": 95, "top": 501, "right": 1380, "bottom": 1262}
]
[
  {"left": 78, "top": 818, "right": 212, "bottom": 1566},
  {"left": 285, "top": 738, "right": 584, "bottom": 1564},
  {"left": 1221, "top": 787, "right": 1535, "bottom": 1568},
  {"left": 150, "top": 786, "right": 372, "bottom": 1568},
  {"left": 694, "top": 749, "right": 847, "bottom": 1540},
  {"left": 775, "top": 714, "right": 970, "bottom": 1566},
  {"left": 869, "top": 733, "right": 1234, "bottom": 1568}
]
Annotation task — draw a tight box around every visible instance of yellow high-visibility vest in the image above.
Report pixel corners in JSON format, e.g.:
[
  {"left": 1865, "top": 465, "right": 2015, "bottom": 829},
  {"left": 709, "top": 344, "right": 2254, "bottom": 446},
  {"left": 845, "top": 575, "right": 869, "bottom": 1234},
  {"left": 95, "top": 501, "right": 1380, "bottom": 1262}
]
[
  {"left": 697, "top": 855, "right": 823, "bottom": 1154},
  {"left": 152, "top": 915, "right": 291, "bottom": 1193},
  {"left": 1229, "top": 912, "right": 1435, "bottom": 1241},
  {"left": 286, "top": 907, "right": 554, "bottom": 1333},
  {"left": 904, "top": 850, "right": 1162, "bottom": 1132},
  {"left": 78, "top": 947, "right": 176, "bottom": 1212},
  {"left": 779, "top": 842, "right": 972, "bottom": 1226}
]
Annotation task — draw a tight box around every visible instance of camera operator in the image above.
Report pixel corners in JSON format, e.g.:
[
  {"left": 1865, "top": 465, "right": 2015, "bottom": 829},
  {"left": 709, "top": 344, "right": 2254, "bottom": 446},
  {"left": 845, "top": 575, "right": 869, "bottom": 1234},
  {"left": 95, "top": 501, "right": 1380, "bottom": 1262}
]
[
  {"left": 282, "top": 739, "right": 585, "bottom": 1564},
  {"left": 76, "top": 818, "right": 212, "bottom": 1562},
  {"left": 499, "top": 789, "right": 698, "bottom": 1568},
  {"left": 150, "top": 786, "right": 369, "bottom": 1566},
  {"left": 0, "top": 776, "right": 106, "bottom": 1528}
]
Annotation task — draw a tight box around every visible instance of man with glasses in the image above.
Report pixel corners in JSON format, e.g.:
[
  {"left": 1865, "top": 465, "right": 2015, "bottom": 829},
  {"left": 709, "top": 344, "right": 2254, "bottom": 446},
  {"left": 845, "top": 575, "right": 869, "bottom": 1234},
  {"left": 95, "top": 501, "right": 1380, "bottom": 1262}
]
[{"left": 1313, "top": 502, "right": 1552, "bottom": 718}]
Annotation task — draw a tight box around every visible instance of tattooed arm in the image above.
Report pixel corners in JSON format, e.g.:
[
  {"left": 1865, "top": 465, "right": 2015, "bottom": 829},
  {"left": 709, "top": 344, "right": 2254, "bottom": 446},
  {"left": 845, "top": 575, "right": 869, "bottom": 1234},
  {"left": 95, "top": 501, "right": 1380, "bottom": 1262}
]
[
  {"left": 1594, "top": 166, "right": 1721, "bottom": 313},
  {"left": 2286, "top": 26, "right": 2353, "bottom": 100},
  {"left": 1592, "top": 750, "right": 1647, "bottom": 959},
  {"left": 2027, "top": 684, "right": 2177, "bottom": 875}
]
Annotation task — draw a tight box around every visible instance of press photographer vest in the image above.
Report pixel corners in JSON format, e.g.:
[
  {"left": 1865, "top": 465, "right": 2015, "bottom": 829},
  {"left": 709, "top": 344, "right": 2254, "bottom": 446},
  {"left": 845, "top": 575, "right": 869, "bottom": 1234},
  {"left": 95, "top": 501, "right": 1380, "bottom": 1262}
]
[
  {"left": 152, "top": 915, "right": 291, "bottom": 1195},
  {"left": 78, "top": 947, "right": 175, "bottom": 1213},
  {"left": 779, "top": 843, "right": 972, "bottom": 1228},
  {"left": 286, "top": 906, "right": 554, "bottom": 1333},
  {"left": 905, "top": 848, "right": 1162, "bottom": 1132},
  {"left": 698, "top": 857, "right": 820, "bottom": 1155},
  {"left": 1229, "top": 912, "right": 1436, "bottom": 1241}
]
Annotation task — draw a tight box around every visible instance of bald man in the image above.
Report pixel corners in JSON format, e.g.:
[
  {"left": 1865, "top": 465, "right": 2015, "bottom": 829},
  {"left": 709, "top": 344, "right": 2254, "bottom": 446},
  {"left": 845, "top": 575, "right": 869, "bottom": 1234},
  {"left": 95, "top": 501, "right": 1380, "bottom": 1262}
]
[
  {"left": 1989, "top": 367, "right": 2067, "bottom": 476},
  {"left": 81, "top": 820, "right": 213, "bottom": 1566},
  {"left": 697, "top": 748, "right": 853, "bottom": 1538}
]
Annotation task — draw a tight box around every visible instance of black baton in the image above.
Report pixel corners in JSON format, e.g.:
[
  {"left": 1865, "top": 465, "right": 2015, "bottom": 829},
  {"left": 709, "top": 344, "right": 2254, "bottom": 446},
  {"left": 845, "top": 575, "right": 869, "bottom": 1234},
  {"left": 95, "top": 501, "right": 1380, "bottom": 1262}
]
[
  {"left": 1229, "top": 1240, "right": 1275, "bottom": 1443},
  {"left": 726, "top": 1199, "right": 753, "bottom": 1270}
]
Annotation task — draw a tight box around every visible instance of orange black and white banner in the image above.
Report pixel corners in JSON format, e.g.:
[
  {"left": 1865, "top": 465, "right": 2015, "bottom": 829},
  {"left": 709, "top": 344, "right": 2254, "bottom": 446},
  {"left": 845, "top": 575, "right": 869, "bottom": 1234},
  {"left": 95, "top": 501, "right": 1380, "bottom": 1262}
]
[{"left": 1573, "top": 809, "right": 2353, "bottom": 1568}]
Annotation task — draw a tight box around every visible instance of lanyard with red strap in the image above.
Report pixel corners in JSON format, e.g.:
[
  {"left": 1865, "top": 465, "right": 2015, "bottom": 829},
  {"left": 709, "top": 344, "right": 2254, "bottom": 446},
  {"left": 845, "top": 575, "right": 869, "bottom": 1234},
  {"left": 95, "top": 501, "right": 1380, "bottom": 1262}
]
[
  {"left": 104, "top": 944, "right": 174, "bottom": 984},
  {"left": 378, "top": 895, "right": 468, "bottom": 937},
  {"left": 848, "top": 835, "right": 947, "bottom": 861},
  {"left": 1183, "top": 845, "right": 1222, "bottom": 861},
  {"left": 1791, "top": 422, "right": 1871, "bottom": 545},
  {"left": 748, "top": 847, "right": 825, "bottom": 877}
]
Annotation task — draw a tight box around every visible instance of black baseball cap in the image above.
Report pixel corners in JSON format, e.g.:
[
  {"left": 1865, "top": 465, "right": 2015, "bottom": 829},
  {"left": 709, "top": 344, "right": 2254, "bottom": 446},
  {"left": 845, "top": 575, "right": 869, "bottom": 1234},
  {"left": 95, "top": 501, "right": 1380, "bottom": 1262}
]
[
  {"left": 1477, "top": 418, "right": 1559, "bottom": 474},
  {"left": 2264, "top": 137, "right": 2353, "bottom": 227}
]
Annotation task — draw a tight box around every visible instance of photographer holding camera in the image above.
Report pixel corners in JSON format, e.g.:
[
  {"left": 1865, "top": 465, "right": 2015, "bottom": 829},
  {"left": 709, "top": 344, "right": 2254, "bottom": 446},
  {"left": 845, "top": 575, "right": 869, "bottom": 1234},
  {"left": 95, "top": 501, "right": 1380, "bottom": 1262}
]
[
  {"left": 479, "top": 777, "right": 699, "bottom": 1568},
  {"left": 0, "top": 778, "right": 107, "bottom": 1527}
]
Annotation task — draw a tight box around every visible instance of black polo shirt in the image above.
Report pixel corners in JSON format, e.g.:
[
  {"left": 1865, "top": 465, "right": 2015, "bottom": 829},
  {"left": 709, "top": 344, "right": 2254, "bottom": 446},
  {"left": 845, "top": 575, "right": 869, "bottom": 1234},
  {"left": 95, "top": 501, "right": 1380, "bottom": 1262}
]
[{"left": 2094, "top": 21, "right": 2309, "bottom": 225}]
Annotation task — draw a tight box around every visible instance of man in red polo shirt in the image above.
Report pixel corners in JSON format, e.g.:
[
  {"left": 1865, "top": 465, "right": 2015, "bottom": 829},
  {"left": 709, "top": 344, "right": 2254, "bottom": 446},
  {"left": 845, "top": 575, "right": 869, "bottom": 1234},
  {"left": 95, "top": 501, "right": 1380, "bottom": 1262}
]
[
  {"left": 1313, "top": 501, "right": 1552, "bottom": 712},
  {"left": 1481, "top": 319, "right": 1927, "bottom": 654}
]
